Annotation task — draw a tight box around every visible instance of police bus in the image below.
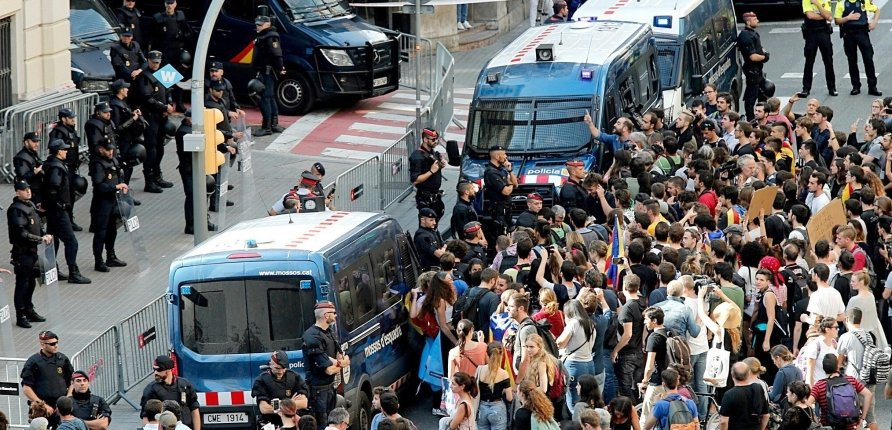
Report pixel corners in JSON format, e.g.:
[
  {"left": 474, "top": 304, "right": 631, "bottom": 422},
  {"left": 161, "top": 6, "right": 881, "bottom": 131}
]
[
  {"left": 574, "top": 0, "right": 741, "bottom": 118},
  {"left": 460, "top": 21, "right": 661, "bottom": 214},
  {"left": 166, "top": 212, "right": 418, "bottom": 429}
]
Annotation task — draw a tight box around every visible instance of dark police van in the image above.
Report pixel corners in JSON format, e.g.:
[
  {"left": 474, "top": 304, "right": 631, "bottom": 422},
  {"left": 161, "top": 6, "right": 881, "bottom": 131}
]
[
  {"left": 106, "top": 0, "right": 401, "bottom": 114},
  {"left": 167, "top": 212, "right": 418, "bottom": 428},
  {"left": 70, "top": 0, "right": 120, "bottom": 97}
]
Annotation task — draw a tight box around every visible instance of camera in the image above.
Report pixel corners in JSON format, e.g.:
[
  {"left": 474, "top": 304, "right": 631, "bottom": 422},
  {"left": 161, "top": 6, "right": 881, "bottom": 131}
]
[
  {"left": 613, "top": 257, "right": 625, "bottom": 265},
  {"left": 693, "top": 275, "right": 719, "bottom": 300},
  {"left": 717, "top": 160, "right": 740, "bottom": 179}
]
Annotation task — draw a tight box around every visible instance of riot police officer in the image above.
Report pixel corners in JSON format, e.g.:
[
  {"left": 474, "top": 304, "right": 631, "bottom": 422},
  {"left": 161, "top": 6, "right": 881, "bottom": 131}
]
[
  {"left": 6, "top": 182, "right": 52, "bottom": 328},
  {"left": 835, "top": 0, "right": 882, "bottom": 96},
  {"left": 133, "top": 50, "right": 174, "bottom": 193},
  {"left": 252, "top": 15, "right": 286, "bottom": 136},
  {"left": 450, "top": 181, "right": 478, "bottom": 240},
  {"left": 151, "top": 0, "right": 192, "bottom": 112},
  {"left": 89, "top": 142, "right": 129, "bottom": 273},
  {"left": 414, "top": 207, "right": 445, "bottom": 270},
  {"left": 49, "top": 108, "right": 84, "bottom": 231},
  {"left": 70, "top": 370, "right": 112, "bottom": 428},
  {"left": 251, "top": 351, "right": 309, "bottom": 427},
  {"left": 43, "top": 139, "right": 91, "bottom": 285},
  {"left": 13, "top": 132, "right": 44, "bottom": 211},
  {"left": 409, "top": 128, "right": 445, "bottom": 219},
  {"left": 140, "top": 355, "right": 201, "bottom": 429},
  {"left": 207, "top": 61, "right": 245, "bottom": 121},
  {"left": 109, "top": 79, "right": 146, "bottom": 188},
  {"left": 85, "top": 102, "right": 116, "bottom": 163},
  {"left": 301, "top": 301, "right": 348, "bottom": 428},
  {"left": 483, "top": 145, "right": 517, "bottom": 240},
  {"left": 559, "top": 159, "right": 587, "bottom": 212},
  {"left": 736, "top": 12, "right": 769, "bottom": 120},
  {"left": 21, "top": 331, "right": 73, "bottom": 424},
  {"left": 115, "top": 0, "right": 144, "bottom": 47},
  {"left": 801, "top": 0, "right": 837, "bottom": 97},
  {"left": 110, "top": 28, "right": 146, "bottom": 83}
]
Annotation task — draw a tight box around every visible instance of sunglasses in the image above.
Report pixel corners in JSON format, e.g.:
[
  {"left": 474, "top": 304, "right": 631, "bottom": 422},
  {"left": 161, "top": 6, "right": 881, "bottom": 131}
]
[{"left": 43, "top": 341, "right": 58, "bottom": 346}]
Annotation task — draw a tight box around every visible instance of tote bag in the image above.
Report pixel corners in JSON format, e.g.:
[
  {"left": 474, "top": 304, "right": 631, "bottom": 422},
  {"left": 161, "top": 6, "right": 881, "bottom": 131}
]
[{"left": 704, "top": 328, "right": 730, "bottom": 387}]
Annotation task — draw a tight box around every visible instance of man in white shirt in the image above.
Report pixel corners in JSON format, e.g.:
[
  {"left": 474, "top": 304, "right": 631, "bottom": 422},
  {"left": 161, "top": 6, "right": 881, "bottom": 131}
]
[
  {"left": 836, "top": 308, "right": 879, "bottom": 430},
  {"left": 805, "top": 171, "right": 831, "bottom": 216},
  {"left": 805, "top": 264, "right": 846, "bottom": 324}
]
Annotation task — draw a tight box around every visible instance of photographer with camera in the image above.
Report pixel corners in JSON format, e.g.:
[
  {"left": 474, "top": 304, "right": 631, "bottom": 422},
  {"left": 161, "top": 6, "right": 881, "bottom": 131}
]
[{"left": 410, "top": 128, "right": 446, "bottom": 220}]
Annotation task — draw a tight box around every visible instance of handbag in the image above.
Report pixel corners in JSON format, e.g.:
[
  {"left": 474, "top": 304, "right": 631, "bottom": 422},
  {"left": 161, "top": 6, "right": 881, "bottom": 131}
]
[
  {"left": 704, "top": 328, "right": 730, "bottom": 387},
  {"left": 805, "top": 405, "right": 832, "bottom": 430}
]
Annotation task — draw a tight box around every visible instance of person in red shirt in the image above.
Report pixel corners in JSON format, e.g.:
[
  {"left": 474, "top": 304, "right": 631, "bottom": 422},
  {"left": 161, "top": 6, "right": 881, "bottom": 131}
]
[
  {"left": 835, "top": 225, "right": 867, "bottom": 271},
  {"left": 695, "top": 170, "right": 718, "bottom": 216},
  {"left": 533, "top": 288, "right": 564, "bottom": 339},
  {"left": 808, "top": 354, "right": 873, "bottom": 430}
]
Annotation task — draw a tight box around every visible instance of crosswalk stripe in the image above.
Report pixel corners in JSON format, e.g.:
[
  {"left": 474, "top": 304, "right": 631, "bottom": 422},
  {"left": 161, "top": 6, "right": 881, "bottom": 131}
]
[
  {"left": 770, "top": 27, "right": 801, "bottom": 34},
  {"left": 321, "top": 148, "right": 382, "bottom": 160},
  {"left": 349, "top": 122, "right": 408, "bottom": 135},
  {"left": 335, "top": 134, "right": 399, "bottom": 147},
  {"left": 454, "top": 87, "right": 475, "bottom": 95},
  {"left": 842, "top": 72, "right": 880, "bottom": 79},
  {"left": 780, "top": 73, "right": 814, "bottom": 79},
  {"left": 363, "top": 112, "right": 416, "bottom": 122},
  {"left": 266, "top": 108, "right": 338, "bottom": 152}
]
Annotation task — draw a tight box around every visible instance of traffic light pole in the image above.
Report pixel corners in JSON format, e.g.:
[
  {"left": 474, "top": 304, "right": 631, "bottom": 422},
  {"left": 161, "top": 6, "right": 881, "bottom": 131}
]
[{"left": 185, "top": 0, "right": 226, "bottom": 245}]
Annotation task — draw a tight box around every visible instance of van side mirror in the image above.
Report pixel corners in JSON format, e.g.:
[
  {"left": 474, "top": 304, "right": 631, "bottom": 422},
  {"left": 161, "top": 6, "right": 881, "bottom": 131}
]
[{"left": 690, "top": 75, "right": 705, "bottom": 96}]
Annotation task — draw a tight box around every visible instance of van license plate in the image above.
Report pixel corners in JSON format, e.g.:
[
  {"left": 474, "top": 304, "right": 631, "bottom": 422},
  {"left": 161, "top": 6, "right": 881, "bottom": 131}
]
[
  {"left": 203, "top": 413, "right": 248, "bottom": 424},
  {"left": 373, "top": 77, "right": 388, "bottom": 87}
]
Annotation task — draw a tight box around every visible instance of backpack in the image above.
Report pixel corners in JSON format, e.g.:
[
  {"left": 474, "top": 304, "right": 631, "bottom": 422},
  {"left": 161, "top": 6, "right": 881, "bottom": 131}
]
[
  {"left": 850, "top": 246, "right": 878, "bottom": 290},
  {"left": 601, "top": 311, "right": 621, "bottom": 350},
  {"left": 519, "top": 318, "right": 561, "bottom": 358},
  {"left": 659, "top": 328, "right": 693, "bottom": 376},
  {"left": 852, "top": 330, "right": 891, "bottom": 385},
  {"left": 795, "top": 339, "right": 821, "bottom": 378},
  {"left": 666, "top": 395, "right": 698, "bottom": 430},
  {"left": 498, "top": 250, "right": 519, "bottom": 273},
  {"left": 451, "top": 287, "right": 488, "bottom": 327},
  {"left": 824, "top": 376, "right": 861, "bottom": 427},
  {"left": 547, "top": 355, "right": 569, "bottom": 399}
]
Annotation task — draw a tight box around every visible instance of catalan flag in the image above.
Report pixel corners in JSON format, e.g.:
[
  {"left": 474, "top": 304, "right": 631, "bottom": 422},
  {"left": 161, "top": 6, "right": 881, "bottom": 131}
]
[{"left": 605, "top": 214, "right": 625, "bottom": 288}]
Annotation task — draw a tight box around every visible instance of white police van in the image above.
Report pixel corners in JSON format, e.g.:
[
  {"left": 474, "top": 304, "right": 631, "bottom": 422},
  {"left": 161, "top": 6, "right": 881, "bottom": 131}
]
[
  {"left": 460, "top": 21, "right": 661, "bottom": 214},
  {"left": 574, "top": 0, "right": 741, "bottom": 117}
]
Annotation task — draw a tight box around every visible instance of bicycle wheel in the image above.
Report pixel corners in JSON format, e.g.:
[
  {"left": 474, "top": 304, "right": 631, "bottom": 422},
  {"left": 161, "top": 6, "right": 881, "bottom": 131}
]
[{"left": 704, "top": 412, "right": 721, "bottom": 430}]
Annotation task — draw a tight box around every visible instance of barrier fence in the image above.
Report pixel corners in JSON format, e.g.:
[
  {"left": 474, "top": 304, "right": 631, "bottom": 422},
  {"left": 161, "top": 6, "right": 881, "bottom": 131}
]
[
  {"left": 336, "top": 37, "right": 455, "bottom": 212},
  {"left": 0, "top": 295, "right": 169, "bottom": 428},
  {"left": 0, "top": 88, "right": 98, "bottom": 182}
]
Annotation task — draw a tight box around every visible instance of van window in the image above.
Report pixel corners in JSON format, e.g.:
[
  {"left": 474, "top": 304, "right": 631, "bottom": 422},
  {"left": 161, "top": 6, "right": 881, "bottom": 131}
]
[
  {"left": 370, "top": 240, "right": 400, "bottom": 311},
  {"left": 605, "top": 95, "right": 617, "bottom": 124},
  {"left": 265, "top": 287, "right": 314, "bottom": 344},
  {"left": 222, "top": 0, "right": 257, "bottom": 21},
  {"left": 335, "top": 257, "right": 377, "bottom": 330},
  {"left": 181, "top": 281, "right": 249, "bottom": 355},
  {"left": 71, "top": 0, "right": 119, "bottom": 44},
  {"left": 648, "top": 56, "right": 660, "bottom": 97},
  {"left": 620, "top": 79, "right": 635, "bottom": 111},
  {"left": 698, "top": 28, "right": 716, "bottom": 65}
]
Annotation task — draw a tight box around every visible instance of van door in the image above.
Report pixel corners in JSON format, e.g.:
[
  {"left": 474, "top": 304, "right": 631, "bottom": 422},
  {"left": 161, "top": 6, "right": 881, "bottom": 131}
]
[{"left": 214, "top": 0, "right": 259, "bottom": 80}]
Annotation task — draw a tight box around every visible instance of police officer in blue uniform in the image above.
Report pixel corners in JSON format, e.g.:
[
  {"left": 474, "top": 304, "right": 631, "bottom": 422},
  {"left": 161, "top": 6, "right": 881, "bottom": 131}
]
[
  {"left": 7, "top": 183, "right": 52, "bottom": 328},
  {"left": 109, "top": 79, "right": 146, "bottom": 188},
  {"left": 133, "top": 50, "right": 174, "bottom": 193},
  {"left": 115, "top": 0, "right": 144, "bottom": 48},
  {"left": 13, "top": 132, "right": 44, "bottom": 212},
  {"left": 251, "top": 351, "right": 309, "bottom": 427},
  {"left": 89, "top": 141, "right": 129, "bottom": 273},
  {"left": 21, "top": 331, "right": 73, "bottom": 424},
  {"left": 801, "top": 0, "right": 837, "bottom": 97},
  {"left": 110, "top": 28, "right": 146, "bottom": 83},
  {"left": 207, "top": 61, "right": 245, "bottom": 120},
  {"left": 736, "top": 12, "right": 770, "bottom": 120},
  {"left": 835, "top": 0, "right": 882, "bottom": 96},
  {"left": 70, "top": 370, "right": 112, "bottom": 428},
  {"left": 483, "top": 145, "right": 517, "bottom": 240},
  {"left": 151, "top": 0, "right": 192, "bottom": 112},
  {"left": 49, "top": 108, "right": 84, "bottom": 231},
  {"left": 43, "top": 139, "right": 91, "bottom": 285},
  {"left": 302, "top": 301, "right": 349, "bottom": 429},
  {"left": 252, "top": 15, "right": 286, "bottom": 136}
]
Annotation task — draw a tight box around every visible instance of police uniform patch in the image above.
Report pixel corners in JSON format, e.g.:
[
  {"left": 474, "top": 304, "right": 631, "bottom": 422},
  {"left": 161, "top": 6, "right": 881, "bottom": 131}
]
[
  {"left": 30, "top": 219, "right": 34, "bottom": 225},
  {"left": 125, "top": 61, "right": 130, "bottom": 67},
  {"left": 107, "top": 173, "right": 112, "bottom": 180},
  {"left": 154, "top": 86, "right": 159, "bottom": 92},
  {"left": 285, "top": 389, "right": 292, "bottom": 397},
  {"left": 181, "top": 392, "right": 186, "bottom": 403},
  {"left": 57, "top": 367, "right": 63, "bottom": 374},
  {"left": 272, "top": 41, "right": 279, "bottom": 48}
]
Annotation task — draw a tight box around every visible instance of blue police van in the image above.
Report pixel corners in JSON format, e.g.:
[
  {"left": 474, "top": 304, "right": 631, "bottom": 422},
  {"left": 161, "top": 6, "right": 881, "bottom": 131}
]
[
  {"left": 70, "top": 0, "right": 120, "bottom": 97},
  {"left": 460, "top": 21, "right": 662, "bottom": 213},
  {"left": 105, "top": 0, "right": 401, "bottom": 114},
  {"left": 574, "top": 0, "right": 741, "bottom": 117},
  {"left": 166, "top": 211, "right": 418, "bottom": 428}
]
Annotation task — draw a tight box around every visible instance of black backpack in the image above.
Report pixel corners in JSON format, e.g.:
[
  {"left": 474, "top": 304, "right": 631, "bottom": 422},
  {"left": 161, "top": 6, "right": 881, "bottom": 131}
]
[
  {"left": 600, "top": 310, "right": 621, "bottom": 350},
  {"left": 498, "top": 250, "right": 519, "bottom": 274},
  {"left": 519, "top": 318, "right": 561, "bottom": 358},
  {"left": 451, "top": 287, "right": 488, "bottom": 327}
]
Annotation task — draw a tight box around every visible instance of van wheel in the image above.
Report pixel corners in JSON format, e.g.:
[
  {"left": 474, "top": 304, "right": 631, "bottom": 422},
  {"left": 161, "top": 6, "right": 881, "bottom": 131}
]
[
  {"left": 351, "top": 390, "right": 372, "bottom": 430},
  {"left": 276, "top": 72, "right": 315, "bottom": 115}
]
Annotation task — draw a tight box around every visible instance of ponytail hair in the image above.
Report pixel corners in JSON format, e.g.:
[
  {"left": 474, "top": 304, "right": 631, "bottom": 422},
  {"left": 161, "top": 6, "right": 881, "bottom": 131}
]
[{"left": 453, "top": 371, "right": 479, "bottom": 397}]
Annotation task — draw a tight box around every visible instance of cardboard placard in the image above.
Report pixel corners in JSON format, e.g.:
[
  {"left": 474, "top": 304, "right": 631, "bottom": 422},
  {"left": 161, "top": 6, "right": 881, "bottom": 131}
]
[
  {"left": 806, "top": 199, "right": 847, "bottom": 246},
  {"left": 747, "top": 186, "right": 778, "bottom": 219}
]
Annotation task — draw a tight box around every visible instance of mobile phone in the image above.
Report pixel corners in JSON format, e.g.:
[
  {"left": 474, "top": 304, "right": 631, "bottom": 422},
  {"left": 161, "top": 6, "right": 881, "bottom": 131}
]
[
  {"left": 272, "top": 398, "right": 280, "bottom": 411},
  {"left": 796, "top": 92, "right": 808, "bottom": 98}
]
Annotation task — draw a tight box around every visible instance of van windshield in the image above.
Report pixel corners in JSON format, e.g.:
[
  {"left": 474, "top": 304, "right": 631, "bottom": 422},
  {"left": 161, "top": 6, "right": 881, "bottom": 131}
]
[
  {"left": 70, "top": 0, "right": 118, "bottom": 44},
  {"left": 467, "top": 97, "right": 595, "bottom": 155},
  {"left": 180, "top": 277, "right": 317, "bottom": 355},
  {"left": 284, "top": 0, "right": 351, "bottom": 20}
]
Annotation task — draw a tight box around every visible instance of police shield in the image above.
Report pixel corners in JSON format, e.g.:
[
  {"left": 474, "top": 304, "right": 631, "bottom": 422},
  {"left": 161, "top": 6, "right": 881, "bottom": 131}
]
[
  {"left": 37, "top": 242, "right": 62, "bottom": 325},
  {"left": 116, "top": 191, "right": 149, "bottom": 274},
  {"left": 235, "top": 122, "right": 263, "bottom": 219},
  {"left": 210, "top": 154, "right": 232, "bottom": 230}
]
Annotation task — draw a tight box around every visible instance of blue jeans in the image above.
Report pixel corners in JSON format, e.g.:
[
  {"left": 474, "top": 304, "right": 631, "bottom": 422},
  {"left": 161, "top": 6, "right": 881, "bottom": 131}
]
[
  {"left": 565, "top": 359, "right": 595, "bottom": 414},
  {"left": 603, "top": 358, "right": 618, "bottom": 404},
  {"left": 259, "top": 72, "right": 278, "bottom": 124},
  {"left": 691, "top": 352, "right": 708, "bottom": 416},
  {"left": 477, "top": 400, "right": 507, "bottom": 430},
  {"left": 594, "top": 371, "right": 606, "bottom": 396},
  {"left": 457, "top": 4, "right": 468, "bottom": 22}
]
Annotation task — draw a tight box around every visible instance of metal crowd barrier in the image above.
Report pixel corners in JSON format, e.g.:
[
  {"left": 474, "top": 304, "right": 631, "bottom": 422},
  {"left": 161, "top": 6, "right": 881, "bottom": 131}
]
[
  {"left": 380, "top": 130, "right": 415, "bottom": 210},
  {"left": 334, "top": 156, "right": 382, "bottom": 212},
  {"left": 116, "top": 295, "right": 169, "bottom": 400},
  {"left": 0, "top": 89, "right": 98, "bottom": 182},
  {"left": 70, "top": 327, "right": 120, "bottom": 405},
  {"left": 0, "top": 357, "right": 29, "bottom": 428},
  {"left": 399, "top": 34, "right": 435, "bottom": 94}
]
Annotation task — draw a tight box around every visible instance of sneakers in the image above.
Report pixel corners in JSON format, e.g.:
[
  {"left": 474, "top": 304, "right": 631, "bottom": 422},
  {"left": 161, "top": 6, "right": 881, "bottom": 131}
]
[
  {"left": 432, "top": 408, "right": 448, "bottom": 417},
  {"left": 457, "top": 22, "right": 465, "bottom": 31},
  {"left": 462, "top": 21, "right": 473, "bottom": 29}
]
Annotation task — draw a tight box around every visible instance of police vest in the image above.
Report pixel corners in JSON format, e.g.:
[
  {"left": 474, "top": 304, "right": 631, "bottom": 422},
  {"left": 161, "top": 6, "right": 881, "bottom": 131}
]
[
  {"left": 7, "top": 198, "right": 41, "bottom": 248},
  {"left": 842, "top": 0, "right": 869, "bottom": 27}
]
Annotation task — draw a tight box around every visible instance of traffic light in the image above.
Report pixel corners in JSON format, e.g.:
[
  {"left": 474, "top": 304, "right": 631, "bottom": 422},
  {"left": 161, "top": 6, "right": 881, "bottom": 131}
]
[{"left": 203, "top": 108, "right": 226, "bottom": 175}]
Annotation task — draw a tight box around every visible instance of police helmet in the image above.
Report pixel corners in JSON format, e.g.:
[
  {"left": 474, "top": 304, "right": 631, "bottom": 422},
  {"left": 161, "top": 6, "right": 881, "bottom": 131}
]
[
  {"left": 162, "top": 120, "right": 178, "bottom": 137},
  {"left": 206, "top": 175, "right": 216, "bottom": 193},
  {"left": 179, "top": 50, "right": 192, "bottom": 65},
  {"left": 247, "top": 78, "right": 266, "bottom": 97},
  {"left": 48, "top": 139, "right": 71, "bottom": 152},
  {"left": 72, "top": 175, "right": 88, "bottom": 199},
  {"left": 125, "top": 143, "right": 147, "bottom": 165},
  {"left": 760, "top": 79, "right": 776, "bottom": 98}
]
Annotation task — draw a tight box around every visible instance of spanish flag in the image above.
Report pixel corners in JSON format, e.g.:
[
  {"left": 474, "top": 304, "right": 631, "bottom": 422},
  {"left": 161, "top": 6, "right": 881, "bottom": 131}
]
[
  {"left": 605, "top": 214, "right": 625, "bottom": 287},
  {"left": 842, "top": 183, "right": 855, "bottom": 203}
]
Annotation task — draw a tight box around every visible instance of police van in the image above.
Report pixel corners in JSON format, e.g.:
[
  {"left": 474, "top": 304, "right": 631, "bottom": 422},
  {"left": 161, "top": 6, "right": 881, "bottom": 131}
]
[
  {"left": 104, "top": 0, "right": 401, "bottom": 114},
  {"left": 459, "top": 21, "right": 661, "bottom": 214},
  {"left": 166, "top": 211, "right": 418, "bottom": 429},
  {"left": 70, "top": 0, "right": 120, "bottom": 97},
  {"left": 574, "top": 0, "right": 741, "bottom": 117}
]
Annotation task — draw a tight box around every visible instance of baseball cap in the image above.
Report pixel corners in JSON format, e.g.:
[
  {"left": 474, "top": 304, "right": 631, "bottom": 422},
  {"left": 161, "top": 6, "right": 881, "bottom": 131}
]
[
  {"left": 23, "top": 132, "right": 40, "bottom": 142},
  {"left": 314, "top": 301, "right": 335, "bottom": 310},
  {"left": 38, "top": 330, "right": 57, "bottom": 340},
  {"left": 153, "top": 355, "right": 175, "bottom": 371},
  {"left": 100, "top": 141, "right": 118, "bottom": 151},
  {"left": 312, "top": 162, "right": 326, "bottom": 176},
  {"left": 94, "top": 102, "right": 112, "bottom": 113},
  {"left": 156, "top": 411, "right": 178, "bottom": 429},
  {"left": 110, "top": 79, "right": 130, "bottom": 93},
  {"left": 72, "top": 370, "right": 89, "bottom": 381},
  {"left": 14, "top": 181, "right": 31, "bottom": 191},
  {"left": 49, "top": 139, "right": 71, "bottom": 151},
  {"left": 488, "top": 145, "right": 506, "bottom": 152},
  {"left": 418, "top": 207, "right": 437, "bottom": 219},
  {"left": 120, "top": 27, "right": 133, "bottom": 36},
  {"left": 209, "top": 80, "right": 226, "bottom": 91},
  {"left": 701, "top": 119, "right": 717, "bottom": 131},
  {"left": 58, "top": 108, "right": 76, "bottom": 119}
]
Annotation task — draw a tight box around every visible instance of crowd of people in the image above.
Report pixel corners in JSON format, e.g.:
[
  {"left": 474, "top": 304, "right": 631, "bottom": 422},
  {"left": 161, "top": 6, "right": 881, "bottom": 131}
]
[{"left": 404, "top": 81, "right": 892, "bottom": 430}]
